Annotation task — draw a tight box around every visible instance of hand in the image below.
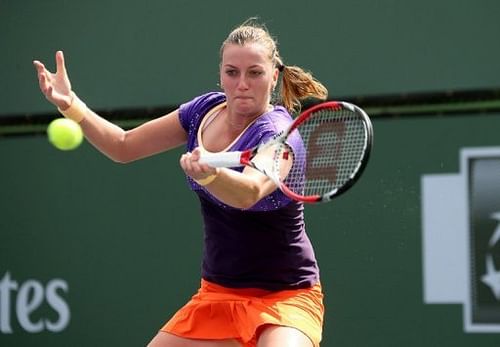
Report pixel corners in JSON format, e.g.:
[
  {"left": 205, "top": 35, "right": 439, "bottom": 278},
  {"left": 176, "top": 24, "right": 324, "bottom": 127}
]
[
  {"left": 33, "top": 51, "right": 73, "bottom": 110},
  {"left": 180, "top": 147, "right": 218, "bottom": 181}
]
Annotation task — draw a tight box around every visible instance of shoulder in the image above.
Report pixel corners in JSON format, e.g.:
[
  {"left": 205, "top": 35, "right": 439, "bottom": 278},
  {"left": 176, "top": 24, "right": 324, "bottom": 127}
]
[
  {"left": 178, "top": 92, "right": 226, "bottom": 131},
  {"left": 258, "top": 106, "right": 292, "bottom": 128},
  {"left": 180, "top": 92, "right": 226, "bottom": 112},
  {"left": 251, "top": 105, "right": 292, "bottom": 141}
]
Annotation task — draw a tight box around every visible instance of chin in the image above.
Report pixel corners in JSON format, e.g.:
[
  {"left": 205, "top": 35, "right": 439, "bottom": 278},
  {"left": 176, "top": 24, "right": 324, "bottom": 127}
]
[{"left": 233, "top": 100, "right": 255, "bottom": 111}]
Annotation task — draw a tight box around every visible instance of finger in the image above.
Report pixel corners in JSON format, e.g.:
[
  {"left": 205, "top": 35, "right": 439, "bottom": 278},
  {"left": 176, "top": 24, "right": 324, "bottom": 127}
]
[
  {"left": 192, "top": 150, "right": 214, "bottom": 171},
  {"left": 46, "top": 85, "right": 54, "bottom": 99},
  {"left": 33, "top": 60, "right": 49, "bottom": 76},
  {"left": 188, "top": 156, "right": 205, "bottom": 175},
  {"left": 33, "top": 60, "right": 43, "bottom": 71},
  {"left": 185, "top": 154, "right": 196, "bottom": 173},
  {"left": 190, "top": 160, "right": 209, "bottom": 177},
  {"left": 39, "top": 73, "right": 49, "bottom": 94},
  {"left": 179, "top": 153, "right": 193, "bottom": 172},
  {"left": 36, "top": 68, "right": 53, "bottom": 93},
  {"left": 55, "top": 51, "right": 67, "bottom": 75},
  {"left": 38, "top": 72, "right": 53, "bottom": 95},
  {"left": 190, "top": 148, "right": 209, "bottom": 169},
  {"left": 34, "top": 61, "right": 49, "bottom": 84},
  {"left": 191, "top": 148, "right": 201, "bottom": 160}
]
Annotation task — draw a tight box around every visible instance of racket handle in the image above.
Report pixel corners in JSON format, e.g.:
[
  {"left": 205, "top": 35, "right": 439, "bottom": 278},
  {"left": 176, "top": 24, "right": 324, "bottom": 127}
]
[{"left": 199, "top": 151, "right": 244, "bottom": 168}]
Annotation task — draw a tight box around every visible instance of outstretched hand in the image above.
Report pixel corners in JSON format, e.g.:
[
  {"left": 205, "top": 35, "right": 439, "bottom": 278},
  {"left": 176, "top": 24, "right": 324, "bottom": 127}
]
[{"left": 33, "top": 51, "right": 73, "bottom": 110}]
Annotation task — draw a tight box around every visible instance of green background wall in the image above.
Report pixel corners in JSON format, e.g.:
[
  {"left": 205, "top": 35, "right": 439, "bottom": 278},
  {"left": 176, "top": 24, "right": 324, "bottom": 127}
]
[
  {"left": 2, "top": 0, "right": 500, "bottom": 346},
  {"left": 2, "top": 0, "right": 500, "bottom": 116}
]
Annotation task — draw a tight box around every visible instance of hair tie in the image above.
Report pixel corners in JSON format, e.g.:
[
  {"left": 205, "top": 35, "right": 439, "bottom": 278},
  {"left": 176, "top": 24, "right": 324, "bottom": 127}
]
[{"left": 278, "top": 64, "right": 285, "bottom": 72}]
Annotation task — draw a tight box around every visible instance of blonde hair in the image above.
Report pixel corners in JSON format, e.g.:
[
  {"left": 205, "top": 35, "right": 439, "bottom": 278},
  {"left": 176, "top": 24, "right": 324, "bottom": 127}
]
[{"left": 220, "top": 19, "right": 328, "bottom": 113}]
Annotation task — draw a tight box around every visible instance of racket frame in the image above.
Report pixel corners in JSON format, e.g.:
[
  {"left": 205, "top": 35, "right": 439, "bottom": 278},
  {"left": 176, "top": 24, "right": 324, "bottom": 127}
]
[{"left": 275, "top": 101, "right": 373, "bottom": 203}]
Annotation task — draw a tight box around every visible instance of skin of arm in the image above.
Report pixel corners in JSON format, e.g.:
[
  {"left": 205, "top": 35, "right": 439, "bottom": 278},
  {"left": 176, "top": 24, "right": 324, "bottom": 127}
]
[
  {"left": 205, "top": 166, "right": 277, "bottom": 209},
  {"left": 79, "top": 108, "right": 187, "bottom": 163},
  {"left": 181, "top": 144, "right": 293, "bottom": 209}
]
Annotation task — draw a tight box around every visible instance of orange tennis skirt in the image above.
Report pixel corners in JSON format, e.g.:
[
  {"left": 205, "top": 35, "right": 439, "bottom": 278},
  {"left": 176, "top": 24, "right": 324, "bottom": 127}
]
[{"left": 161, "top": 279, "right": 324, "bottom": 347}]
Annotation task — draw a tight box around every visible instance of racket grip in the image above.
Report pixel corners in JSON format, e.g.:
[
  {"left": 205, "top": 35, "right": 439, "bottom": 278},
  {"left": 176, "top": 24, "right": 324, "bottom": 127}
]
[{"left": 199, "top": 151, "right": 244, "bottom": 168}]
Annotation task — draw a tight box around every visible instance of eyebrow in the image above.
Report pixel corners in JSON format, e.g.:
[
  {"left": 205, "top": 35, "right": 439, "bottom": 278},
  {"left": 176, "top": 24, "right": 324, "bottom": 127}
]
[{"left": 223, "top": 64, "right": 264, "bottom": 69}]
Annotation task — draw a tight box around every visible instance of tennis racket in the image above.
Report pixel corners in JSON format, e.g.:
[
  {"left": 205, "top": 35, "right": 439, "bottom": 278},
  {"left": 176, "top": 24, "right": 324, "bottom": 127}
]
[{"left": 199, "top": 101, "right": 373, "bottom": 203}]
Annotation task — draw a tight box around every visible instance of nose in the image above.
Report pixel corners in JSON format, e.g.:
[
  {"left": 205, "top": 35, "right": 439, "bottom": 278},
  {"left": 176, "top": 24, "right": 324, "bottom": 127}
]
[{"left": 237, "top": 76, "right": 249, "bottom": 90}]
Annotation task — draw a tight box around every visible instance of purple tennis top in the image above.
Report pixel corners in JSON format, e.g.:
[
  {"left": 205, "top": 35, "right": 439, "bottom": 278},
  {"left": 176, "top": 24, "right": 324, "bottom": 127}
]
[{"left": 178, "top": 92, "right": 319, "bottom": 290}]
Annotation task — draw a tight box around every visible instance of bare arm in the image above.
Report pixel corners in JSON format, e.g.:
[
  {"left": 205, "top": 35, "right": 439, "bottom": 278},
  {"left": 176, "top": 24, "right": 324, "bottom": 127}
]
[
  {"left": 33, "top": 51, "right": 187, "bottom": 163},
  {"left": 205, "top": 166, "right": 278, "bottom": 209},
  {"left": 180, "top": 146, "right": 293, "bottom": 209},
  {"left": 78, "top": 108, "right": 187, "bottom": 163}
]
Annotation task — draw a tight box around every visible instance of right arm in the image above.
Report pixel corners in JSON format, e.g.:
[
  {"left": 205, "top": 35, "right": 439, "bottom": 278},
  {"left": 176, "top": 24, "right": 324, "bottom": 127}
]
[
  {"left": 78, "top": 108, "right": 187, "bottom": 163},
  {"left": 33, "top": 51, "right": 187, "bottom": 163}
]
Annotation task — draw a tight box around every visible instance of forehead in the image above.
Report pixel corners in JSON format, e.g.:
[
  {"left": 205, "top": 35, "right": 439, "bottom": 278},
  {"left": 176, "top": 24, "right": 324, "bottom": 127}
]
[{"left": 221, "top": 43, "right": 272, "bottom": 65}]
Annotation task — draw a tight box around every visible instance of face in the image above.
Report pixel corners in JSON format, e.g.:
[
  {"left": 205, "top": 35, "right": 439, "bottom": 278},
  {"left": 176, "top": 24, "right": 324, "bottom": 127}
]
[{"left": 220, "top": 42, "right": 279, "bottom": 117}]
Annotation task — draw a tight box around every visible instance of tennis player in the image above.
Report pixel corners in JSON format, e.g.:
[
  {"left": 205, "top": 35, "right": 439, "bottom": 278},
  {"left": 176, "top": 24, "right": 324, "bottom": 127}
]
[{"left": 34, "top": 19, "right": 328, "bottom": 347}]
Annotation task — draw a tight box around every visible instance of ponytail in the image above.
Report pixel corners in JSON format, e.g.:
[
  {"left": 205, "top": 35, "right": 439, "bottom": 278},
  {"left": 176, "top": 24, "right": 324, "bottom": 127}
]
[{"left": 278, "top": 64, "right": 328, "bottom": 113}]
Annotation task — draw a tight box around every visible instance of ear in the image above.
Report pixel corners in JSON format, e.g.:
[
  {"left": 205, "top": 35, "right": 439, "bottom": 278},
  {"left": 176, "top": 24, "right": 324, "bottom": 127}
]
[
  {"left": 219, "top": 64, "right": 224, "bottom": 90},
  {"left": 271, "top": 67, "right": 279, "bottom": 89}
]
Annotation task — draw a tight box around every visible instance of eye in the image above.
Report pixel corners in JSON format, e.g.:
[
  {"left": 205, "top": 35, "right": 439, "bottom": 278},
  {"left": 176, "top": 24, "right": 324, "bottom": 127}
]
[
  {"left": 225, "top": 69, "right": 238, "bottom": 76},
  {"left": 250, "top": 70, "right": 263, "bottom": 76}
]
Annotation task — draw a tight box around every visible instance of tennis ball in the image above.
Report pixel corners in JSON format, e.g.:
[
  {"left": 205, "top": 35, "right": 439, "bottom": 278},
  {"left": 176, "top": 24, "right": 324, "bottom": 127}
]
[{"left": 47, "top": 118, "right": 84, "bottom": 151}]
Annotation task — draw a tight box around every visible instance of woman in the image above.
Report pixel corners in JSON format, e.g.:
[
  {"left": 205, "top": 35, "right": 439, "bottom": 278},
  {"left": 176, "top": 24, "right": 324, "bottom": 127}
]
[{"left": 34, "top": 19, "right": 328, "bottom": 347}]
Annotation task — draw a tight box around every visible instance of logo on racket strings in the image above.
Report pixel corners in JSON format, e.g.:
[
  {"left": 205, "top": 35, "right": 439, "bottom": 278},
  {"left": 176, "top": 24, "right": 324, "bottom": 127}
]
[{"left": 306, "top": 120, "right": 345, "bottom": 184}]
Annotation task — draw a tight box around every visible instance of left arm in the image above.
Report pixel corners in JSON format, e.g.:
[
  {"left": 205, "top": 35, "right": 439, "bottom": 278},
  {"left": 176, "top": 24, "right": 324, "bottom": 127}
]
[{"left": 180, "top": 146, "right": 292, "bottom": 209}]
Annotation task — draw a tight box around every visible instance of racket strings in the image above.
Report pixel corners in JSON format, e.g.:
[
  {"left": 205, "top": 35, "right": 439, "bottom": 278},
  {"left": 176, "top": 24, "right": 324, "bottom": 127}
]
[{"left": 284, "top": 107, "right": 368, "bottom": 198}]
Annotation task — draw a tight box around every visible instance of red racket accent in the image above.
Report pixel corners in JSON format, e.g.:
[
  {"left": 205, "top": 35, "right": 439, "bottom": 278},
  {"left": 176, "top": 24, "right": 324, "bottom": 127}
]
[
  {"left": 279, "top": 183, "right": 321, "bottom": 203},
  {"left": 289, "top": 101, "right": 343, "bottom": 132},
  {"left": 239, "top": 150, "right": 252, "bottom": 165}
]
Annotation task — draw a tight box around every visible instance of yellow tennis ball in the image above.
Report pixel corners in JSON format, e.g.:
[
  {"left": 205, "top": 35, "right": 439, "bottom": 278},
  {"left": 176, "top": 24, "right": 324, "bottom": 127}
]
[{"left": 47, "top": 118, "right": 84, "bottom": 151}]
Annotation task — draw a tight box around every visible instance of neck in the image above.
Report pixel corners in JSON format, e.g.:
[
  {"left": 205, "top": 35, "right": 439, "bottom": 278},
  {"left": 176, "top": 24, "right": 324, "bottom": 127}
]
[{"left": 224, "top": 105, "right": 273, "bottom": 131}]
